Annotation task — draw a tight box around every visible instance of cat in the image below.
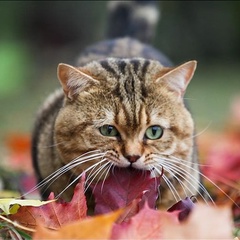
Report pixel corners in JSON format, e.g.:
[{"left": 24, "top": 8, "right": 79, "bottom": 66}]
[{"left": 32, "top": 1, "right": 208, "bottom": 209}]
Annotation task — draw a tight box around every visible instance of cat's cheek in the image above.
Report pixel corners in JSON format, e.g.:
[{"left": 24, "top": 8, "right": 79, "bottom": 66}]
[{"left": 115, "top": 156, "right": 131, "bottom": 168}]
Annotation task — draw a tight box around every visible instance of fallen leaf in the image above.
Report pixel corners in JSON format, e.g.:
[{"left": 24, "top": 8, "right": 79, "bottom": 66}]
[
  {"left": 115, "top": 198, "right": 141, "bottom": 224},
  {"left": 9, "top": 177, "right": 87, "bottom": 230},
  {"left": 202, "top": 135, "right": 240, "bottom": 183},
  {"left": 91, "top": 167, "right": 161, "bottom": 215},
  {"left": 111, "top": 203, "right": 179, "bottom": 239},
  {"left": 33, "top": 209, "right": 122, "bottom": 239},
  {"left": 167, "top": 197, "right": 195, "bottom": 221},
  {"left": 111, "top": 203, "right": 233, "bottom": 239},
  {"left": 0, "top": 198, "right": 55, "bottom": 215},
  {"left": 162, "top": 203, "right": 234, "bottom": 239}
]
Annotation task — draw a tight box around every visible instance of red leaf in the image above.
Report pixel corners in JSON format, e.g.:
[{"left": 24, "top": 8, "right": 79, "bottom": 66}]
[
  {"left": 91, "top": 167, "right": 161, "bottom": 215},
  {"left": 162, "top": 203, "right": 233, "bottom": 239},
  {"left": 201, "top": 135, "right": 240, "bottom": 183},
  {"left": 10, "top": 176, "right": 87, "bottom": 230},
  {"left": 167, "top": 197, "right": 195, "bottom": 221},
  {"left": 111, "top": 203, "right": 179, "bottom": 239},
  {"left": 111, "top": 203, "right": 233, "bottom": 239}
]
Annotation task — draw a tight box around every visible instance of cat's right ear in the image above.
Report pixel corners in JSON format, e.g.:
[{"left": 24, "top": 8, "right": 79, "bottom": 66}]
[
  {"left": 57, "top": 63, "right": 98, "bottom": 101},
  {"left": 156, "top": 60, "right": 197, "bottom": 100}
]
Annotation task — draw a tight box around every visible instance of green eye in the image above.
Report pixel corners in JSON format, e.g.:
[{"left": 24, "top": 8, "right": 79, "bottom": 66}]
[
  {"left": 99, "top": 125, "right": 119, "bottom": 137},
  {"left": 145, "top": 125, "right": 163, "bottom": 140}
]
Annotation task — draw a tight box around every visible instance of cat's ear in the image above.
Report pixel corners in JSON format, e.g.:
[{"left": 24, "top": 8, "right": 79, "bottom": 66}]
[
  {"left": 156, "top": 60, "right": 197, "bottom": 98},
  {"left": 57, "top": 63, "right": 98, "bottom": 101}
]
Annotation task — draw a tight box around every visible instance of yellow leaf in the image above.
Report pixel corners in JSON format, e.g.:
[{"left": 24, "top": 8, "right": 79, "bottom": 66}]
[
  {"left": 33, "top": 209, "right": 122, "bottom": 239},
  {"left": 0, "top": 198, "right": 55, "bottom": 215}
]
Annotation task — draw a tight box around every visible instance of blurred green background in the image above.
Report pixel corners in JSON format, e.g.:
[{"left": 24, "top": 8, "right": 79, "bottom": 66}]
[{"left": 0, "top": 1, "right": 240, "bottom": 145}]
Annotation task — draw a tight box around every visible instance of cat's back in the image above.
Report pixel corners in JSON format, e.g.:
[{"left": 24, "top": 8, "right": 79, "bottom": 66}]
[
  {"left": 32, "top": 89, "right": 64, "bottom": 187},
  {"left": 76, "top": 37, "right": 172, "bottom": 67}
]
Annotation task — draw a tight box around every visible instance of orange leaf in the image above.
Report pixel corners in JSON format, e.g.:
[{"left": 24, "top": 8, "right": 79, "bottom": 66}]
[
  {"left": 33, "top": 209, "right": 122, "bottom": 239},
  {"left": 5, "top": 133, "right": 32, "bottom": 172},
  {"left": 6, "top": 133, "right": 30, "bottom": 154}
]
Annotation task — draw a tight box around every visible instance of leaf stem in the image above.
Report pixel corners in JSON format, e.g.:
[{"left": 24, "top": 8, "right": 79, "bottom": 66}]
[{"left": 0, "top": 214, "right": 36, "bottom": 233}]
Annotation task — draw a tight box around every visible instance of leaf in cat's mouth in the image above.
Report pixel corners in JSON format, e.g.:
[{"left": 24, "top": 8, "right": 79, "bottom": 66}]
[{"left": 90, "top": 167, "right": 161, "bottom": 215}]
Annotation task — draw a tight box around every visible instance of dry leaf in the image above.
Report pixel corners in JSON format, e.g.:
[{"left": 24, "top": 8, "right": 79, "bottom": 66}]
[
  {"left": 167, "top": 197, "right": 195, "bottom": 221},
  {"left": 33, "top": 209, "right": 122, "bottom": 239},
  {"left": 162, "top": 203, "right": 234, "bottom": 239},
  {"left": 0, "top": 198, "right": 55, "bottom": 215},
  {"left": 111, "top": 203, "right": 179, "bottom": 239},
  {"left": 91, "top": 167, "right": 160, "bottom": 215},
  {"left": 10, "top": 177, "right": 87, "bottom": 230}
]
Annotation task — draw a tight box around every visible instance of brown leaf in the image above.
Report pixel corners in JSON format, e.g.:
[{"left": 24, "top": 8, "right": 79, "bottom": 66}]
[{"left": 10, "top": 177, "right": 87, "bottom": 230}]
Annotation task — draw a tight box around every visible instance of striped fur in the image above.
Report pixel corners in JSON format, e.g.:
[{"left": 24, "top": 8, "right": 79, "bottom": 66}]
[
  {"left": 31, "top": 1, "right": 203, "bottom": 208},
  {"left": 32, "top": 57, "right": 200, "bottom": 208}
]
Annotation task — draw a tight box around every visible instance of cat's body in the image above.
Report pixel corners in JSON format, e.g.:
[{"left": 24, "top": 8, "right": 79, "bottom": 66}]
[{"left": 32, "top": 1, "right": 202, "bottom": 208}]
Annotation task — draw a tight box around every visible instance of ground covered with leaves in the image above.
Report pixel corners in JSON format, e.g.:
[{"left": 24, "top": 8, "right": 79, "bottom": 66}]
[{"left": 0, "top": 98, "right": 240, "bottom": 239}]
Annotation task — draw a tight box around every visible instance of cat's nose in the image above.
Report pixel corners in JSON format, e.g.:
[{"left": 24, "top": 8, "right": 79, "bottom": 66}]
[{"left": 125, "top": 155, "right": 140, "bottom": 163}]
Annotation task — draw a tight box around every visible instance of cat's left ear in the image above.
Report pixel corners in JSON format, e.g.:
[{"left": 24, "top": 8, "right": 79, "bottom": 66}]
[
  {"left": 156, "top": 60, "right": 197, "bottom": 98},
  {"left": 57, "top": 63, "right": 98, "bottom": 101}
]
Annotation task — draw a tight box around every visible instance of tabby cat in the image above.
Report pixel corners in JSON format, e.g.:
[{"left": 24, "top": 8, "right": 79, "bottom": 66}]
[{"left": 32, "top": 1, "right": 207, "bottom": 208}]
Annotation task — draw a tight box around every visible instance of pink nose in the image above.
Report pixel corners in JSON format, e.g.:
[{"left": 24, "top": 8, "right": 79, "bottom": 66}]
[{"left": 125, "top": 155, "right": 140, "bottom": 163}]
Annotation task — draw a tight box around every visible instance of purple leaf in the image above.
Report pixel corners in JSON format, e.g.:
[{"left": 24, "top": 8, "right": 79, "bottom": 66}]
[
  {"left": 91, "top": 167, "right": 161, "bottom": 215},
  {"left": 167, "top": 197, "right": 195, "bottom": 221}
]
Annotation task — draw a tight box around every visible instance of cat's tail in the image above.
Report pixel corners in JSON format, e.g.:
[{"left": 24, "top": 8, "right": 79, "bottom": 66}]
[{"left": 106, "top": 0, "right": 160, "bottom": 43}]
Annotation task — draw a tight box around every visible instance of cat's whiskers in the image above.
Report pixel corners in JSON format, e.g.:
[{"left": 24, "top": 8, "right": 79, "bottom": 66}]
[
  {"left": 155, "top": 158, "right": 209, "bottom": 204},
  {"left": 154, "top": 153, "right": 239, "bottom": 207},
  {"left": 85, "top": 160, "right": 114, "bottom": 194},
  {"left": 188, "top": 121, "right": 212, "bottom": 140},
  {"left": 38, "top": 140, "right": 68, "bottom": 149},
  {"left": 152, "top": 154, "right": 213, "bottom": 204},
  {"left": 56, "top": 156, "right": 109, "bottom": 199},
  {"left": 154, "top": 166, "right": 181, "bottom": 202},
  {"left": 99, "top": 161, "right": 114, "bottom": 193},
  {"left": 171, "top": 155, "right": 239, "bottom": 207},
  {"left": 41, "top": 151, "right": 104, "bottom": 189},
  {"left": 84, "top": 159, "right": 112, "bottom": 193},
  {"left": 22, "top": 150, "right": 105, "bottom": 198},
  {"left": 167, "top": 156, "right": 217, "bottom": 199}
]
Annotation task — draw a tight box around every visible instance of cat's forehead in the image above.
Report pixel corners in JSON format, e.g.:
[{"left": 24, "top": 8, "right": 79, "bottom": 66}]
[
  {"left": 85, "top": 57, "right": 164, "bottom": 80},
  {"left": 81, "top": 58, "right": 173, "bottom": 128}
]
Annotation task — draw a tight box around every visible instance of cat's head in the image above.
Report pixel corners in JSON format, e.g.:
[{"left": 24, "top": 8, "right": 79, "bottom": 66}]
[{"left": 54, "top": 58, "right": 196, "bottom": 179}]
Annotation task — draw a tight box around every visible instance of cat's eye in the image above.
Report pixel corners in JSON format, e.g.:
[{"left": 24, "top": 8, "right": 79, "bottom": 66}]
[
  {"left": 145, "top": 125, "right": 163, "bottom": 140},
  {"left": 99, "top": 125, "right": 119, "bottom": 137}
]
